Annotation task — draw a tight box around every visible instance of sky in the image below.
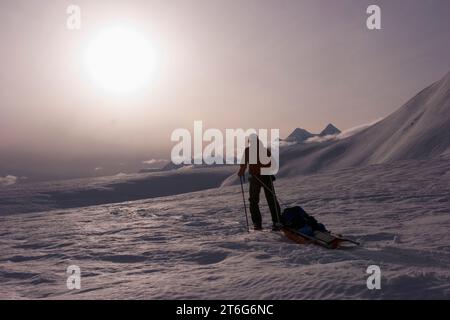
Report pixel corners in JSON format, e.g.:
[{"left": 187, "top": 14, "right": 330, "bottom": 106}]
[{"left": 0, "top": 0, "right": 449, "bottom": 181}]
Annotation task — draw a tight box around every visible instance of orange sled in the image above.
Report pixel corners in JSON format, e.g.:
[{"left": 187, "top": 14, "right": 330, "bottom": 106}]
[{"left": 282, "top": 227, "right": 360, "bottom": 249}]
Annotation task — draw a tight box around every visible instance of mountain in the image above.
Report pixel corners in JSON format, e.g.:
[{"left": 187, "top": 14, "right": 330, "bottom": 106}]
[
  {"left": 319, "top": 123, "right": 341, "bottom": 136},
  {"left": 285, "top": 128, "right": 314, "bottom": 142},
  {"left": 279, "top": 71, "right": 450, "bottom": 176},
  {"left": 285, "top": 124, "right": 341, "bottom": 143}
]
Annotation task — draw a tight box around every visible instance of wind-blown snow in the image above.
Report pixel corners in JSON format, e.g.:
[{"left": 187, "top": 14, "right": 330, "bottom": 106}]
[
  {"left": 0, "top": 158, "right": 449, "bottom": 299},
  {"left": 278, "top": 72, "right": 450, "bottom": 177},
  {"left": 336, "top": 118, "right": 383, "bottom": 140},
  {"left": 303, "top": 119, "right": 383, "bottom": 144}
]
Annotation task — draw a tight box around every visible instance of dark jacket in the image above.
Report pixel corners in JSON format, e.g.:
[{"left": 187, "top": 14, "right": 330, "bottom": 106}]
[{"left": 239, "top": 144, "right": 272, "bottom": 176}]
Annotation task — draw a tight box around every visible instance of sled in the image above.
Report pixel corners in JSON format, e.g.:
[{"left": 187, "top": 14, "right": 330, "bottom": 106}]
[{"left": 282, "top": 227, "right": 360, "bottom": 249}]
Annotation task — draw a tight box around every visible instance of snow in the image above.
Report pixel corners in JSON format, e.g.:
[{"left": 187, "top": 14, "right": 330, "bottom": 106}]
[
  {"left": 0, "top": 166, "right": 236, "bottom": 215},
  {"left": 0, "top": 158, "right": 449, "bottom": 299},
  {"left": 278, "top": 72, "right": 450, "bottom": 177},
  {"left": 1, "top": 72, "right": 450, "bottom": 299}
]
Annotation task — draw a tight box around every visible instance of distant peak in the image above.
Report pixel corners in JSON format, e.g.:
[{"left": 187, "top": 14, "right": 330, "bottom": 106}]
[
  {"left": 292, "top": 127, "right": 311, "bottom": 134},
  {"left": 286, "top": 127, "right": 313, "bottom": 142},
  {"left": 319, "top": 124, "right": 341, "bottom": 136}
]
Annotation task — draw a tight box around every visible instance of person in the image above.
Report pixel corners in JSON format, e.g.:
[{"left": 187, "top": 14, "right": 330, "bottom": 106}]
[{"left": 237, "top": 134, "right": 281, "bottom": 231}]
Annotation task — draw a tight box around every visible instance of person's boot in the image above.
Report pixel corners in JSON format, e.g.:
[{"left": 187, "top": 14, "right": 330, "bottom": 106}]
[
  {"left": 272, "top": 223, "right": 283, "bottom": 231},
  {"left": 253, "top": 224, "right": 263, "bottom": 231}
]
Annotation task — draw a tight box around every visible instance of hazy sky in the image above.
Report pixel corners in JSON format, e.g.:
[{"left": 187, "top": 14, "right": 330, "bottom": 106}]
[{"left": 1, "top": 0, "right": 450, "bottom": 181}]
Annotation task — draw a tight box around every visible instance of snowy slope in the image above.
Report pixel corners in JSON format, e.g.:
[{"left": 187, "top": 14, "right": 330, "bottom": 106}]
[
  {"left": 0, "top": 166, "right": 236, "bottom": 215},
  {"left": 279, "top": 72, "right": 450, "bottom": 176},
  {"left": 1, "top": 73, "right": 450, "bottom": 299},
  {"left": 0, "top": 158, "right": 449, "bottom": 299}
]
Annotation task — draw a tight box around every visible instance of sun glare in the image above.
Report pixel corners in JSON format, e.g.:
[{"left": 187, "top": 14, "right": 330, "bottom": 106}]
[{"left": 85, "top": 26, "right": 159, "bottom": 94}]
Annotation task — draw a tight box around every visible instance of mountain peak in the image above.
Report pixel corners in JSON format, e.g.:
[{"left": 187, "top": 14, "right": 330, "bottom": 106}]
[
  {"left": 319, "top": 123, "right": 341, "bottom": 136},
  {"left": 286, "top": 128, "right": 313, "bottom": 142}
]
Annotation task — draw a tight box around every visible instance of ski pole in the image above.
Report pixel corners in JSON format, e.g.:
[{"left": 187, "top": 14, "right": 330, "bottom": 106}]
[
  {"left": 239, "top": 176, "right": 250, "bottom": 233},
  {"left": 269, "top": 177, "right": 282, "bottom": 225}
]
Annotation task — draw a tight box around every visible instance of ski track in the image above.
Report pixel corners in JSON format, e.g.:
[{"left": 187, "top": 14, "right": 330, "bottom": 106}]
[{"left": 0, "top": 159, "right": 449, "bottom": 299}]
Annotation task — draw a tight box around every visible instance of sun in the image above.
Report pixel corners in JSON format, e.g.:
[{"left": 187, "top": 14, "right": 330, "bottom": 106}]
[{"left": 85, "top": 26, "right": 159, "bottom": 94}]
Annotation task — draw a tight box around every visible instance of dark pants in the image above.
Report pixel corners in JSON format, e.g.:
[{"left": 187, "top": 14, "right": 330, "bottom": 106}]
[{"left": 249, "top": 175, "right": 281, "bottom": 227}]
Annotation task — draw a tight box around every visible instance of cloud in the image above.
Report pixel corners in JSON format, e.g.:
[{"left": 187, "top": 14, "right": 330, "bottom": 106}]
[
  {"left": 336, "top": 118, "right": 383, "bottom": 140},
  {"left": 305, "top": 135, "right": 336, "bottom": 144},
  {"left": 278, "top": 140, "right": 298, "bottom": 148},
  {"left": 142, "top": 159, "right": 168, "bottom": 166},
  {"left": 115, "top": 172, "right": 127, "bottom": 177},
  {"left": 305, "top": 118, "right": 384, "bottom": 144},
  {"left": 0, "top": 175, "right": 18, "bottom": 187},
  {"left": 176, "top": 165, "right": 195, "bottom": 172}
]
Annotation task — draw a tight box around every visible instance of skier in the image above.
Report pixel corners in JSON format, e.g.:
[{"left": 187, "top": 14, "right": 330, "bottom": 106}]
[{"left": 237, "top": 134, "right": 281, "bottom": 231}]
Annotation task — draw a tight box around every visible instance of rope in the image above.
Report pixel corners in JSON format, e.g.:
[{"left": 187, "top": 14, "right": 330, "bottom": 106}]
[
  {"left": 239, "top": 176, "right": 250, "bottom": 233},
  {"left": 250, "top": 174, "right": 287, "bottom": 209}
]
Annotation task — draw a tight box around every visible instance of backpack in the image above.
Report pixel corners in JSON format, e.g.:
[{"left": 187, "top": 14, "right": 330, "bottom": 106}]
[{"left": 281, "top": 206, "right": 327, "bottom": 232}]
